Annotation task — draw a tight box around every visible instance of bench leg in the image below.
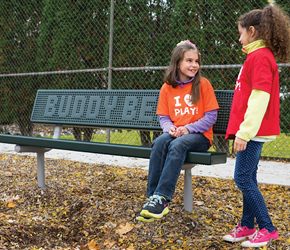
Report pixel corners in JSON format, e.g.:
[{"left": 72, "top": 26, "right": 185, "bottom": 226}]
[
  {"left": 37, "top": 152, "right": 45, "bottom": 189},
  {"left": 183, "top": 164, "right": 195, "bottom": 213},
  {"left": 14, "top": 145, "right": 48, "bottom": 189}
]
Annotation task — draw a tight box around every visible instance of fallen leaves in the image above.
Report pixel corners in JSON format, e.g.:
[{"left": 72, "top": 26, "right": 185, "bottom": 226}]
[
  {"left": 0, "top": 153, "right": 289, "bottom": 250},
  {"left": 7, "top": 200, "right": 17, "bottom": 208},
  {"left": 87, "top": 239, "right": 100, "bottom": 250},
  {"left": 116, "top": 222, "right": 134, "bottom": 236}
]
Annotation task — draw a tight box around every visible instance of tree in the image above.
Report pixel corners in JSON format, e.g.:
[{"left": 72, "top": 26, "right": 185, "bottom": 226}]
[
  {"left": 0, "top": 0, "right": 43, "bottom": 135},
  {"left": 37, "top": 0, "right": 110, "bottom": 88},
  {"left": 36, "top": 0, "right": 110, "bottom": 140}
]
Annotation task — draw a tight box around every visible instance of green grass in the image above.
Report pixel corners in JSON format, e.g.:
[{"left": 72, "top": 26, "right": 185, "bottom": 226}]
[
  {"left": 261, "top": 133, "right": 290, "bottom": 159},
  {"left": 226, "top": 133, "right": 289, "bottom": 159},
  {"left": 60, "top": 130, "right": 143, "bottom": 145},
  {"left": 59, "top": 130, "right": 289, "bottom": 159}
]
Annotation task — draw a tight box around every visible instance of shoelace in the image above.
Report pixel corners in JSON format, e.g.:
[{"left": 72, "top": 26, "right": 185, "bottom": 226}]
[
  {"left": 147, "top": 195, "right": 164, "bottom": 207},
  {"left": 142, "top": 196, "right": 154, "bottom": 208},
  {"left": 231, "top": 225, "right": 243, "bottom": 237},
  {"left": 251, "top": 230, "right": 265, "bottom": 241}
]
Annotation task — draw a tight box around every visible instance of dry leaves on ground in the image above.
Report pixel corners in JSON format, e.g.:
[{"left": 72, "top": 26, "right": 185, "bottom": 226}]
[{"left": 0, "top": 154, "right": 289, "bottom": 250}]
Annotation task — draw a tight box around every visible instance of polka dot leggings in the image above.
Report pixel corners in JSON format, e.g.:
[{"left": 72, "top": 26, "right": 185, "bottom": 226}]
[{"left": 234, "top": 140, "right": 275, "bottom": 232}]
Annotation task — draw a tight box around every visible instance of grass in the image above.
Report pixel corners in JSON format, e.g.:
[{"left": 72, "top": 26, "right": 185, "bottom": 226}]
[
  {"left": 261, "top": 133, "right": 290, "bottom": 159},
  {"left": 60, "top": 129, "right": 143, "bottom": 145}
]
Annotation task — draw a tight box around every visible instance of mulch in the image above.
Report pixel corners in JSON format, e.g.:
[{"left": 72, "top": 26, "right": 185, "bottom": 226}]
[{"left": 0, "top": 154, "right": 289, "bottom": 250}]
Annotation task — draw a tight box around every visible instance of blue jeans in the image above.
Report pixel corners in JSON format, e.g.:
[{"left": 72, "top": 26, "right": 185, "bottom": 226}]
[
  {"left": 147, "top": 132, "right": 210, "bottom": 201},
  {"left": 234, "top": 140, "right": 275, "bottom": 231}
]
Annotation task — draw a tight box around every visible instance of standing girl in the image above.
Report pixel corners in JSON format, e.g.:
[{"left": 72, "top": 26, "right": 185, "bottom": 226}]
[
  {"left": 223, "top": 3, "right": 290, "bottom": 248},
  {"left": 137, "top": 40, "right": 219, "bottom": 222}
]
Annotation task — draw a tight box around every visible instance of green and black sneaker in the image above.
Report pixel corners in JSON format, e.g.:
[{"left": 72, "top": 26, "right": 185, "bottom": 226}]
[
  {"left": 136, "top": 214, "right": 155, "bottom": 223},
  {"left": 140, "top": 195, "right": 169, "bottom": 219}
]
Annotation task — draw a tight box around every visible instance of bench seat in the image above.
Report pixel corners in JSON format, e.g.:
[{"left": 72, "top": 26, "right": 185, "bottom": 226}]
[{"left": 0, "top": 134, "right": 227, "bottom": 165}]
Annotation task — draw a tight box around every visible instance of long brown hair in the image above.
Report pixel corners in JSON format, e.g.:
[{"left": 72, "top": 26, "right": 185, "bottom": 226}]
[
  {"left": 163, "top": 42, "right": 201, "bottom": 104},
  {"left": 238, "top": 4, "right": 290, "bottom": 62}
]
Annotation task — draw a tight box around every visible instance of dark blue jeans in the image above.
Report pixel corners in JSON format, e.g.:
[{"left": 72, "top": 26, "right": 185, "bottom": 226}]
[
  {"left": 234, "top": 140, "right": 275, "bottom": 231},
  {"left": 147, "top": 132, "right": 210, "bottom": 201}
]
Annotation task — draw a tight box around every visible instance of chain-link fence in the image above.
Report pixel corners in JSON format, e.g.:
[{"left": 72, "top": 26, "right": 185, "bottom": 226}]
[{"left": 0, "top": 0, "right": 289, "bottom": 161}]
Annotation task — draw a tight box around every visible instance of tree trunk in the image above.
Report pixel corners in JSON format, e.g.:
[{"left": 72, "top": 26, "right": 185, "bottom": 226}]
[
  {"left": 17, "top": 117, "right": 33, "bottom": 136},
  {"left": 73, "top": 128, "right": 93, "bottom": 141}
]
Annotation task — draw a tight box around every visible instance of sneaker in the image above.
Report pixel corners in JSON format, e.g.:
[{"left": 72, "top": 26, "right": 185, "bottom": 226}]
[
  {"left": 223, "top": 224, "right": 256, "bottom": 242},
  {"left": 136, "top": 214, "right": 155, "bottom": 223},
  {"left": 136, "top": 198, "right": 155, "bottom": 222},
  {"left": 140, "top": 195, "right": 169, "bottom": 219},
  {"left": 241, "top": 228, "right": 279, "bottom": 248}
]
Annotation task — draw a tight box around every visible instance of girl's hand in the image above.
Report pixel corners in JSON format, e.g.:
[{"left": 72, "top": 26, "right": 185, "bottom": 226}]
[
  {"left": 176, "top": 126, "right": 189, "bottom": 136},
  {"left": 169, "top": 126, "right": 189, "bottom": 137},
  {"left": 234, "top": 137, "right": 247, "bottom": 152},
  {"left": 169, "top": 126, "right": 177, "bottom": 137}
]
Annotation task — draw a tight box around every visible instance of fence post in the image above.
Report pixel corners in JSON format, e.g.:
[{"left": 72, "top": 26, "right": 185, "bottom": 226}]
[{"left": 106, "top": 0, "right": 115, "bottom": 143}]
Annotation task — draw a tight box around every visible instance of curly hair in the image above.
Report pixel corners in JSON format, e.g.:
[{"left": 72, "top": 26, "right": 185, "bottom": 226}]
[
  {"left": 238, "top": 4, "right": 290, "bottom": 62},
  {"left": 163, "top": 42, "right": 201, "bottom": 104}
]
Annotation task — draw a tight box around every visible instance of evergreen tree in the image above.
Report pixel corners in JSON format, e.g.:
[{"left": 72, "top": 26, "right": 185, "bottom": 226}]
[
  {"left": 37, "top": 0, "right": 110, "bottom": 89},
  {"left": 0, "top": 0, "right": 43, "bottom": 134}
]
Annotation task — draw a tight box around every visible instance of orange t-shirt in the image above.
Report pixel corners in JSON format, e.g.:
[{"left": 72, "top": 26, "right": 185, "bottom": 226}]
[{"left": 157, "top": 77, "right": 219, "bottom": 143}]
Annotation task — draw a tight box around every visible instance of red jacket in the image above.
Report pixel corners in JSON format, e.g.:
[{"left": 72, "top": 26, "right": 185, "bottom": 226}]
[{"left": 226, "top": 47, "right": 280, "bottom": 139}]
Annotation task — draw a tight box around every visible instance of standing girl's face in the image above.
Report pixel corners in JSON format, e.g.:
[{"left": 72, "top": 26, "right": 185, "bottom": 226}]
[
  {"left": 178, "top": 49, "right": 200, "bottom": 82},
  {"left": 238, "top": 23, "right": 255, "bottom": 46}
]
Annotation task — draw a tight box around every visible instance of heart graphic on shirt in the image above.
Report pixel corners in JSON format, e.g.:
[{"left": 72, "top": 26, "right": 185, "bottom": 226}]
[{"left": 184, "top": 94, "right": 193, "bottom": 106}]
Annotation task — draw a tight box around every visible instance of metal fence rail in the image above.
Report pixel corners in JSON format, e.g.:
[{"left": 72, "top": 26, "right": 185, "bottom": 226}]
[{"left": 0, "top": 0, "right": 289, "bottom": 160}]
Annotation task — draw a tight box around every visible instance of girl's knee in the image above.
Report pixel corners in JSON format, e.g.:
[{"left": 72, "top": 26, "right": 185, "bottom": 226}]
[
  {"left": 167, "top": 141, "right": 187, "bottom": 156},
  {"left": 152, "top": 133, "right": 172, "bottom": 151},
  {"left": 234, "top": 177, "right": 245, "bottom": 190},
  {"left": 153, "top": 133, "right": 171, "bottom": 143},
  {"left": 234, "top": 175, "right": 254, "bottom": 191}
]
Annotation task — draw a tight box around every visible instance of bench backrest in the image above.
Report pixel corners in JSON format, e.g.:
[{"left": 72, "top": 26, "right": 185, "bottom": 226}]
[{"left": 31, "top": 89, "right": 233, "bottom": 134}]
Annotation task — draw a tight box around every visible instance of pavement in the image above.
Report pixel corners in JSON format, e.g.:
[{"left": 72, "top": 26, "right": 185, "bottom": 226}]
[{"left": 0, "top": 143, "right": 289, "bottom": 186}]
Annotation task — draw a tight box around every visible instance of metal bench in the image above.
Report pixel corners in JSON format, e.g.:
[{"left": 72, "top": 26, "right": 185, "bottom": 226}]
[{"left": 0, "top": 89, "right": 233, "bottom": 212}]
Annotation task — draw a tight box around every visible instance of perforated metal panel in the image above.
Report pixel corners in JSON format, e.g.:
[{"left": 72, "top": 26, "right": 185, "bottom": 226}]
[
  {"left": 214, "top": 90, "right": 234, "bottom": 134},
  {"left": 31, "top": 90, "right": 161, "bottom": 130},
  {"left": 31, "top": 89, "right": 233, "bottom": 133}
]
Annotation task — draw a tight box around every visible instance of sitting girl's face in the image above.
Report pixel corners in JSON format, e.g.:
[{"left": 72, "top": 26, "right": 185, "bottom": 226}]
[{"left": 178, "top": 49, "right": 200, "bottom": 82}]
